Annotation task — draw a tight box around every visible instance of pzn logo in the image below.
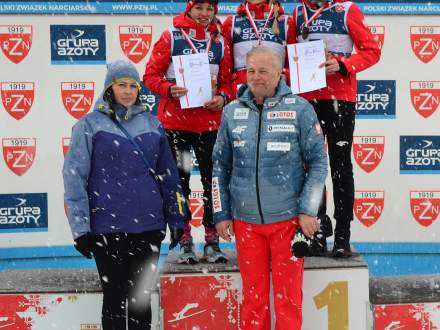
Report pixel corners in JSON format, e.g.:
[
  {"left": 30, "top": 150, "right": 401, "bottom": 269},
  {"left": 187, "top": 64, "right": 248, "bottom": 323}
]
[
  {"left": 410, "top": 81, "right": 440, "bottom": 118},
  {"left": 189, "top": 191, "right": 204, "bottom": 228},
  {"left": 0, "top": 25, "right": 32, "bottom": 64},
  {"left": 353, "top": 136, "right": 385, "bottom": 173},
  {"left": 2, "top": 138, "right": 36, "bottom": 176},
  {"left": 410, "top": 191, "right": 440, "bottom": 227},
  {"left": 119, "top": 25, "right": 152, "bottom": 64},
  {"left": 0, "top": 82, "right": 35, "bottom": 120},
  {"left": 61, "top": 82, "right": 94, "bottom": 119},
  {"left": 410, "top": 26, "right": 440, "bottom": 63},
  {"left": 354, "top": 190, "right": 384, "bottom": 227},
  {"left": 368, "top": 25, "right": 385, "bottom": 50}
]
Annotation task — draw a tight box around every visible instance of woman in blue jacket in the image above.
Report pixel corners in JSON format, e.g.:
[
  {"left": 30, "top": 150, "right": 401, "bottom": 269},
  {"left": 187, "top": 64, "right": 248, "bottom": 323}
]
[{"left": 63, "top": 60, "right": 185, "bottom": 330}]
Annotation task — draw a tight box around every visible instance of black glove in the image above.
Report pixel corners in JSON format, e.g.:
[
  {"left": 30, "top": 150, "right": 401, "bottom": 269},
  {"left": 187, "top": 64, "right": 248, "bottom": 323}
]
[
  {"left": 74, "top": 234, "right": 94, "bottom": 259},
  {"left": 291, "top": 228, "right": 312, "bottom": 258},
  {"left": 169, "top": 227, "right": 184, "bottom": 250}
]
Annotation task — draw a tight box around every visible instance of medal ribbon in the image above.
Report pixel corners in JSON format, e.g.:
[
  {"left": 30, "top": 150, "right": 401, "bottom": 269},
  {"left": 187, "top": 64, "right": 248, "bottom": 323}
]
[
  {"left": 245, "top": 3, "right": 275, "bottom": 46},
  {"left": 301, "top": 2, "right": 329, "bottom": 31},
  {"left": 179, "top": 28, "right": 213, "bottom": 54}
]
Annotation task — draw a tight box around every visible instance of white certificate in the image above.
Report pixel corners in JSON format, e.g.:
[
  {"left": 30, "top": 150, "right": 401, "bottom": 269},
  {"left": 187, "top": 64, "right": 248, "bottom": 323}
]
[
  {"left": 287, "top": 40, "right": 326, "bottom": 94},
  {"left": 172, "top": 52, "right": 212, "bottom": 109}
]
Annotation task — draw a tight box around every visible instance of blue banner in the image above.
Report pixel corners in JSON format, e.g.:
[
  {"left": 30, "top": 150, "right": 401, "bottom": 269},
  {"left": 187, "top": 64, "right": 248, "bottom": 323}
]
[{"left": 1, "top": 1, "right": 440, "bottom": 15}]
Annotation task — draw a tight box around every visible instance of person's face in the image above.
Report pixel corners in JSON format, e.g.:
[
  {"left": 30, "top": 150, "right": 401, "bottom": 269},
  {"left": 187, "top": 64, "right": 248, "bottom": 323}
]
[
  {"left": 111, "top": 78, "right": 139, "bottom": 107},
  {"left": 246, "top": 53, "right": 281, "bottom": 100},
  {"left": 188, "top": 2, "right": 215, "bottom": 27},
  {"left": 247, "top": 0, "right": 267, "bottom": 4}
]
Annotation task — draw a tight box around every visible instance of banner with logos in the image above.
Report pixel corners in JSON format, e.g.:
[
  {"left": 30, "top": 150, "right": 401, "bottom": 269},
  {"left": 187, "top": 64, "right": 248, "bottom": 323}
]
[{"left": 0, "top": 12, "right": 439, "bottom": 250}]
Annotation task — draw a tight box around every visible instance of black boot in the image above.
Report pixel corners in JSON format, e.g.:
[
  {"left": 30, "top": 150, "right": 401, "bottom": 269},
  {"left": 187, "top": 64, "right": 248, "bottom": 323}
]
[{"left": 332, "top": 222, "right": 351, "bottom": 258}]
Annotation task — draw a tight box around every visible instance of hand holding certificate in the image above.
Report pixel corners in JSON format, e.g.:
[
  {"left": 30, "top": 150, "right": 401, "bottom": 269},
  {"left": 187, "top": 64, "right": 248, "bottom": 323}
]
[
  {"left": 172, "top": 52, "right": 212, "bottom": 109},
  {"left": 287, "top": 40, "right": 326, "bottom": 94}
]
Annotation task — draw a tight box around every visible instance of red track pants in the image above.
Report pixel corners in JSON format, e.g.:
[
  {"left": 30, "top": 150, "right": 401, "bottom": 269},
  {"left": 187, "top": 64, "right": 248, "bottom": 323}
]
[{"left": 234, "top": 218, "right": 304, "bottom": 330}]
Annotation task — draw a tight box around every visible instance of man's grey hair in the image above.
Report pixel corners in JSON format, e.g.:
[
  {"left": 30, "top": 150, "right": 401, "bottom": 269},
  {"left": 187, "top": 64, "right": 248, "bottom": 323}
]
[{"left": 246, "top": 45, "right": 283, "bottom": 71}]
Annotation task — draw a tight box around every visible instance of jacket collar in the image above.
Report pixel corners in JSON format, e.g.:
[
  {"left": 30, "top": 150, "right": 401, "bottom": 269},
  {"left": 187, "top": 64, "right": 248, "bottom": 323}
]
[{"left": 93, "top": 93, "right": 146, "bottom": 121}]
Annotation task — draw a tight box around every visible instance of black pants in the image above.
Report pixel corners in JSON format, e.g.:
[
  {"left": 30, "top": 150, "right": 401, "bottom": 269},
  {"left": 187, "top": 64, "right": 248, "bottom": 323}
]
[
  {"left": 92, "top": 230, "right": 164, "bottom": 330},
  {"left": 165, "top": 129, "right": 218, "bottom": 230},
  {"left": 311, "top": 100, "right": 355, "bottom": 235}
]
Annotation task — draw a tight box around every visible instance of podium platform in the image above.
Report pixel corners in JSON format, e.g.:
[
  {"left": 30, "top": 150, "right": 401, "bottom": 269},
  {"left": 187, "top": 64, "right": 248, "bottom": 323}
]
[{"left": 160, "top": 248, "right": 370, "bottom": 330}]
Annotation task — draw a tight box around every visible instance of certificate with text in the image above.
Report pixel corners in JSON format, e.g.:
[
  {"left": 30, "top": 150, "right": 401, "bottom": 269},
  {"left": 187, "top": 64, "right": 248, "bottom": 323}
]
[
  {"left": 172, "top": 53, "right": 212, "bottom": 109},
  {"left": 287, "top": 40, "right": 326, "bottom": 94}
]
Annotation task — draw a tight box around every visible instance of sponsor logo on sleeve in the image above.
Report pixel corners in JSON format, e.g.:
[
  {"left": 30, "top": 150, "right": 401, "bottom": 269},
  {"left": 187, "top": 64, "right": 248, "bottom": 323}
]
[
  {"left": 50, "top": 25, "right": 106, "bottom": 64},
  {"left": 267, "top": 142, "right": 291, "bottom": 151},
  {"left": 267, "top": 111, "right": 296, "bottom": 119},
  {"left": 410, "top": 26, "right": 440, "bottom": 64},
  {"left": 0, "top": 25, "right": 32, "bottom": 64},
  {"left": 354, "top": 190, "right": 384, "bottom": 227},
  {"left": 234, "top": 108, "right": 249, "bottom": 120},
  {"left": 400, "top": 136, "right": 440, "bottom": 174},
  {"left": 189, "top": 190, "right": 204, "bottom": 227},
  {"left": 410, "top": 191, "right": 440, "bottom": 227},
  {"left": 0, "top": 82, "right": 35, "bottom": 120},
  {"left": 353, "top": 136, "right": 385, "bottom": 173},
  {"left": 368, "top": 25, "right": 385, "bottom": 50},
  {"left": 0, "top": 193, "right": 48, "bottom": 232},
  {"left": 119, "top": 25, "right": 152, "bottom": 64},
  {"left": 410, "top": 81, "right": 440, "bottom": 118},
  {"left": 62, "top": 137, "right": 71, "bottom": 157},
  {"left": 61, "top": 82, "right": 94, "bottom": 119},
  {"left": 2, "top": 138, "right": 36, "bottom": 176},
  {"left": 212, "top": 177, "right": 222, "bottom": 213},
  {"left": 356, "top": 80, "right": 395, "bottom": 119}
]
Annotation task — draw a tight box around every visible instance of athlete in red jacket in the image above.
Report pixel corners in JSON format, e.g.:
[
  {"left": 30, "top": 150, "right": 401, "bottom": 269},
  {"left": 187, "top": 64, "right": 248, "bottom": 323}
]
[
  {"left": 144, "top": 0, "right": 232, "bottom": 264},
  {"left": 290, "top": 0, "right": 381, "bottom": 257},
  {"left": 222, "top": 0, "right": 293, "bottom": 98}
]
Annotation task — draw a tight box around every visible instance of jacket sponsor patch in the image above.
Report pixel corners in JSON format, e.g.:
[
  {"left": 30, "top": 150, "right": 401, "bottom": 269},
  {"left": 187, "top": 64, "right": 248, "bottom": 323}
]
[
  {"left": 212, "top": 177, "right": 222, "bottom": 213},
  {"left": 267, "top": 142, "right": 291, "bottom": 151},
  {"left": 232, "top": 125, "right": 247, "bottom": 134},
  {"left": 233, "top": 140, "right": 245, "bottom": 147},
  {"left": 234, "top": 108, "right": 249, "bottom": 119},
  {"left": 284, "top": 98, "right": 296, "bottom": 104},
  {"left": 267, "top": 124, "right": 295, "bottom": 133},
  {"left": 267, "top": 111, "right": 296, "bottom": 119}
]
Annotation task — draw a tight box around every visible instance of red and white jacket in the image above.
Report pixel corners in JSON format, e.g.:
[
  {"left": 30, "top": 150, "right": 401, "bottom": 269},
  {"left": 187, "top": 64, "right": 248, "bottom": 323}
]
[
  {"left": 290, "top": 0, "right": 381, "bottom": 102},
  {"left": 143, "top": 13, "right": 232, "bottom": 133}
]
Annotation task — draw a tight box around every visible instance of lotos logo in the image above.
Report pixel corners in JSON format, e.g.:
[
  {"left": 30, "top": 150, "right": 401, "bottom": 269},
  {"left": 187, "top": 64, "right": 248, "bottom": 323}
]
[
  {"left": 410, "top": 191, "right": 440, "bottom": 227},
  {"left": 0, "top": 25, "right": 32, "bottom": 64},
  {"left": 410, "top": 81, "right": 440, "bottom": 118},
  {"left": 356, "top": 80, "right": 395, "bottom": 119},
  {"left": 50, "top": 25, "right": 106, "bottom": 64},
  {"left": 410, "top": 26, "right": 440, "bottom": 64},
  {"left": 353, "top": 136, "right": 385, "bottom": 173},
  {"left": 0, "top": 193, "right": 48, "bottom": 232},
  {"left": 400, "top": 136, "right": 440, "bottom": 174},
  {"left": 61, "top": 82, "right": 94, "bottom": 119},
  {"left": 62, "top": 137, "right": 71, "bottom": 157},
  {"left": 2, "top": 138, "right": 36, "bottom": 176},
  {"left": 119, "top": 25, "right": 152, "bottom": 64},
  {"left": 354, "top": 191, "right": 384, "bottom": 227},
  {"left": 0, "top": 82, "right": 35, "bottom": 120},
  {"left": 189, "top": 191, "right": 204, "bottom": 228},
  {"left": 368, "top": 26, "right": 385, "bottom": 50}
]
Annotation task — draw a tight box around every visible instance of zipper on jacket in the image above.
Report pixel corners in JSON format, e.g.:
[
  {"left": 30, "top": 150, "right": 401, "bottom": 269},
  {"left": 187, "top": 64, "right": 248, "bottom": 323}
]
[{"left": 255, "top": 105, "right": 265, "bottom": 224}]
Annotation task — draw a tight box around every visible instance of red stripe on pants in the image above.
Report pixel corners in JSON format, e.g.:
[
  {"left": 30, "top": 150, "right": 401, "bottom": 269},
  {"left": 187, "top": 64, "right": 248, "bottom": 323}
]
[{"left": 234, "top": 219, "right": 304, "bottom": 330}]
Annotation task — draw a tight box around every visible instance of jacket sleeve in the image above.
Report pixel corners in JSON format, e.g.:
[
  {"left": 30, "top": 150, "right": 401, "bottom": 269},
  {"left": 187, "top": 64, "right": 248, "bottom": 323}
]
[
  {"left": 337, "top": 3, "right": 381, "bottom": 74},
  {"left": 156, "top": 124, "right": 185, "bottom": 230},
  {"left": 211, "top": 109, "right": 233, "bottom": 223},
  {"left": 143, "top": 30, "right": 174, "bottom": 98},
  {"left": 217, "top": 38, "right": 233, "bottom": 102},
  {"left": 297, "top": 102, "right": 328, "bottom": 217},
  {"left": 63, "top": 119, "right": 93, "bottom": 239}
]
